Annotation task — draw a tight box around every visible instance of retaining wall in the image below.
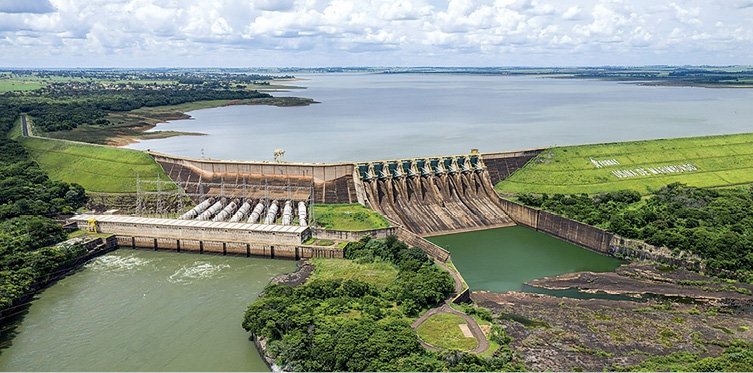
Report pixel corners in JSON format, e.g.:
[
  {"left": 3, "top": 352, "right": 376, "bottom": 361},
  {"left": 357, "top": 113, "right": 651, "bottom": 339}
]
[
  {"left": 482, "top": 148, "right": 546, "bottom": 184},
  {"left": 150, "top": 152, "right": 359, "bottom": 204},
  {"left": 115, "top": 235, "right": 343, "bottom": 260},
  {"left": 311, "top": 227, "right": 398, "bottom": 241},
  {"left": 499, "top": 198, "right": 701, "bottom": 269},
  {"left": 396, "top": 227, "right": 451, "bottom": 262}
]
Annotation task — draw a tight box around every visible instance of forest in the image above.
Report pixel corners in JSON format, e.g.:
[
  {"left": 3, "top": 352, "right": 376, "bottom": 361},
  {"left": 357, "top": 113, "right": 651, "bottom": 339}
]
[
  {"left": 0, "top": 105, "right": 89, "bottom": 310},
  {"left": 7, "top": 86, "right": 270, "bottom": 132},
  {"left": 517, "top": 184, "right": 753, "bottom": 280},
  {"left": 243, "top": 235, "right": 524, "bottom": 372}
]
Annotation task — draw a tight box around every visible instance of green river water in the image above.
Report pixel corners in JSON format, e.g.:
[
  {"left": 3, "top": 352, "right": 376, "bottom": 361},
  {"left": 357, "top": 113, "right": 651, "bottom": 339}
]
[
  {"left": 0, "top": 250, "right": 295, "bottom": 372},
  {"left": 429, "top": 226, "right": 623, "bottom": 293},
  {"left": 0, "top": 227, "right": 621, "bottom": 371}
]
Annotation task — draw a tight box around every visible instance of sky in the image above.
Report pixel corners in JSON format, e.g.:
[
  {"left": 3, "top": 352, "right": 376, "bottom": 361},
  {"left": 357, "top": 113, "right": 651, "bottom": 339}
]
[{"left": 1, "top": 0, "right": 752, "bottom": 68}]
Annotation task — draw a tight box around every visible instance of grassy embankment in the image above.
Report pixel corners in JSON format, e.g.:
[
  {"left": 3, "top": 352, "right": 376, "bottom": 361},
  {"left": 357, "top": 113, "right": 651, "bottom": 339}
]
[
  {"left": 313, "top": 204, "right": 391, "bottom": 231},
  {"left": 11, "top": 120, "right": 175, "bottom": 193},
  {"left": 309, "top": 257, "right": 398, "bottom": 289},
  {"left": 416, "top": 313, "right": 479, "bottom": 351},
  {"left": 496, "top": 133, "right": 753, "bottom": 195}
]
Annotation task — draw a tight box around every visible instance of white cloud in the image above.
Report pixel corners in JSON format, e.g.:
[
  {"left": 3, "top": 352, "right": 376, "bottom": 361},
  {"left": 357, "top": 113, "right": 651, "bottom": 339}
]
[
  {"left": 0, "top": 0, "right": 752, "bottom": 67},
  {"left": 0, "top": 0, "right": 55, "bottom": 14}
]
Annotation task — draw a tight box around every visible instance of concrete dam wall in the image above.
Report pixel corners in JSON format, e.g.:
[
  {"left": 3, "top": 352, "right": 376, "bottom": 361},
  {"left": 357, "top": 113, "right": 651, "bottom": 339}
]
[
  {"left": 482, "top": 148, "right": 545, "bottom": 185},
  {"left": 150, "top": 152, "right": 361, "bottom": 204},
  {"left": 359, "top": 155, "right": 515, "bottom": 236}
]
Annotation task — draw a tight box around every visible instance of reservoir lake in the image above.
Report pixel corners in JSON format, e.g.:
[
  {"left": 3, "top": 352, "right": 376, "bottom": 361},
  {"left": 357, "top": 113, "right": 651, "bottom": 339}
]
[{"left": 126, "top": 73, "right": 753, "bottom": 163}]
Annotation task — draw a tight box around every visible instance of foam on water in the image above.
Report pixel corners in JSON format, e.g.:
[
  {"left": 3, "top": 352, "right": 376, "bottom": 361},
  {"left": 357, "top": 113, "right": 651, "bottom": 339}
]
[
  {"left": 168, "top": 261, "right": 231, "bottom": 284},
  {"left": 86, "top": 254, "right": 152, "bottom": 272}
]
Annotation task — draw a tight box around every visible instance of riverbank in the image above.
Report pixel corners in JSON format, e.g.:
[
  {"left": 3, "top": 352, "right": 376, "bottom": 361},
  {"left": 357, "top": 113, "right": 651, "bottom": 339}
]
[
  {"left": 43, "top": 96, "right": 317, "bottom": 146},
  {"left": 0, "top": 235, "right": 117, "bottom": 321}
]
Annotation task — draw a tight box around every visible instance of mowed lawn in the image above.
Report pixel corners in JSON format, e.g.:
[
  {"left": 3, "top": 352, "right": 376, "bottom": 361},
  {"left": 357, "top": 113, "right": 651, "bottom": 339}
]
[
  {"left": 416, "top": 313, "right": 478, "bottom": 351},
  {"left": 309, "top": 258, "right": 398, "bottom": 290},
  {"left": 495, "top": 133, "right": 753, "bottom": 195},
  {"left": 312, "top": 203, "right": 390, "bottom": 231},
  {"left": 20, "top": 136, "right": 177, "bottom": 193}
]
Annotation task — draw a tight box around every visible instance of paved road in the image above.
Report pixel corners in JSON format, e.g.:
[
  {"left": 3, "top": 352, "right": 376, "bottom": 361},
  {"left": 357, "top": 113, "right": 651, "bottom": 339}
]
[
  {"left": 21, "top": 114, "right": 28, "bottom": 136},
  {"left": 411, "top": 301, "right": 490, "bottom": 354},
  {"left": 435, "top": 260, "right": 463, "bottom": 294}
]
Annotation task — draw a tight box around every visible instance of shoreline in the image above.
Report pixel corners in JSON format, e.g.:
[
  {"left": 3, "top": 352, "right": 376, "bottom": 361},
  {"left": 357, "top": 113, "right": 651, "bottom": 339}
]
[
  {"left": 114, "top": 97, "right": 318, "bottom": 146},
  {"left": 43, "top": 96, "right": 317, "bottom": 146},
  {"left": 252, "top": 259, "right": 316, "bottom": 371}
]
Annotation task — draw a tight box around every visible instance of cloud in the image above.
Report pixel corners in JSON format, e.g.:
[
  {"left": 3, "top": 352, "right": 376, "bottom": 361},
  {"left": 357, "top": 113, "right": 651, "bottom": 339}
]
[
  {"left": 0, "top": 0, "right": 55, "bottom": 14},
  {"left": 0, "top": 0, "right": 752, "bottom": 67}
]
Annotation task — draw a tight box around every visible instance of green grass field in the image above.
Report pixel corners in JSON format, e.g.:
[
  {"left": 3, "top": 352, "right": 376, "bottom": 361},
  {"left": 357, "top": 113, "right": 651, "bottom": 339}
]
[
  {"left": 18, "top": 136, "right": 176, "bottom": 193},
  {"left": 309, "top": 258, "right": 398, "bottom": 289},
  {"left": 495, "top": 133, "right": 753, "bottom": 195},
  {"left": 313, "top": 204, "right": 390, "bottom": 231},
  {"left": 416, "top": 313, "right": 478, "bottom": 351}
]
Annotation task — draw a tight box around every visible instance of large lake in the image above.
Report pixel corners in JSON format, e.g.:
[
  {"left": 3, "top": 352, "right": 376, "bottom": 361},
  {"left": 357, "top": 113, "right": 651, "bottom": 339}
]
[{"left": 126, "top": 73, "right": 753, "bottom": 163}]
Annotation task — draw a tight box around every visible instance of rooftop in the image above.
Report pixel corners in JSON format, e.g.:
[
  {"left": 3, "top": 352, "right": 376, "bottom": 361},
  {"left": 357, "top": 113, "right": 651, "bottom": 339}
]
[{"left": 72, "top": 214, "right": 308, "bottom": 234}]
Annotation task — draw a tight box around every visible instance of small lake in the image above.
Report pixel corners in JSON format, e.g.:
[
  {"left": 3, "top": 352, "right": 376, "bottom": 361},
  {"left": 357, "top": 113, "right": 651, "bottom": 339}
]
[
  {"left": 428, "top": 226, "right": 623, "bottom": 293},
  {"left": 126, "top": 73, "right": 753, "bottom": 163},
  {"left": 0, "top": 250, "right": 295, "bottom": 372}
]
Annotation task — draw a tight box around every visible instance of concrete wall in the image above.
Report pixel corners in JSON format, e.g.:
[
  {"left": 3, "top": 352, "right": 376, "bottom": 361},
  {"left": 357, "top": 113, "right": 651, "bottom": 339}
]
[
  {"left": 76, "top": 219, "right": 307, "bottom": 245},
  {"left": 311, "top": 227, "right": 398, "bottom": 241},
  {"left": 396, "top": 227, "right": 451, "bottom": 262},
  {"left": 150, "top": 152, "right": 354, "bottom": 182},
  {"left": 499, "top": 198, "right": 702, "bottom": 269},
  {"left": 482, "top": 148, "right": 546, "bottom": 185},
  {"left": 499, "top": 198, "right": 613, "bottom": 253},
  {"left": 115, "top": 235, "right": 343, "bottom": 260},
  {"left": 151, "top": 152, "right": 359, "bottom": 204}
]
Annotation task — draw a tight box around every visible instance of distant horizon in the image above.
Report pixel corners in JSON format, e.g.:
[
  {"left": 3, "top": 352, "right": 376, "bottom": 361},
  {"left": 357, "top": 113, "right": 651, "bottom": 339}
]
[{"left": 2, "top": 65, "right": 752, "bottom": 70}]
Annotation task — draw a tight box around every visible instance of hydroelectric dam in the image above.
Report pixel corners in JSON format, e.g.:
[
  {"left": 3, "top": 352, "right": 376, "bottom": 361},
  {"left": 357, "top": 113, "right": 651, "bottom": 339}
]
[{"left": 77, "top": 148, "right": 544, "bottom": 262}]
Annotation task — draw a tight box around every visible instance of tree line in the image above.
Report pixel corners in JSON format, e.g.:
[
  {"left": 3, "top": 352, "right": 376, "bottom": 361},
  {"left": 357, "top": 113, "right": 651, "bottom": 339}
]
[
  {"left": 6, "top": 86, "right": 270, "bottom": 132},
  {"left": 0, "top": 105, "right": 88, "bottom": 311},
  {"left": 517, "top": 183, "right": 753, "bottom": 280},
  {"left": 243, "top": 235, "right": 524, "bottom": 372}
]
